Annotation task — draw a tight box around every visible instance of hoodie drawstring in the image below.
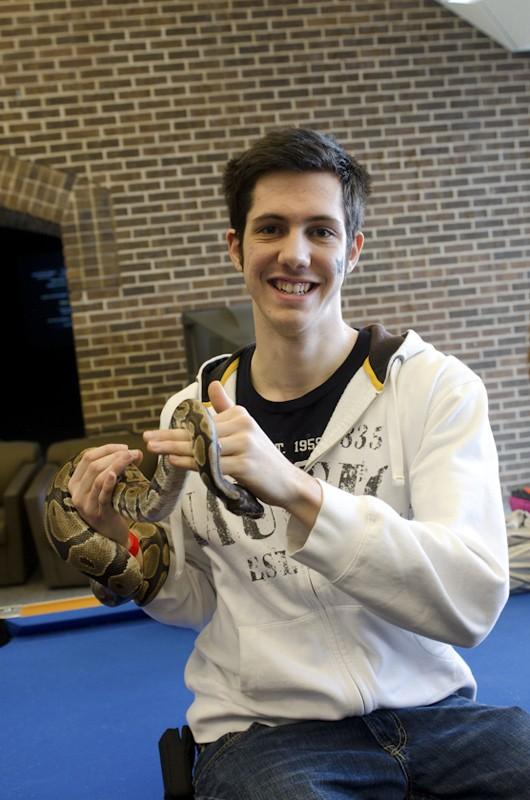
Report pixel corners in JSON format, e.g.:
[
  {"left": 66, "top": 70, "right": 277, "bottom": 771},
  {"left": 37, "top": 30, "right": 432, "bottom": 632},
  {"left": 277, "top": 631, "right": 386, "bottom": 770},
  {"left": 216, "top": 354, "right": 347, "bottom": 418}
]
[{"left": 387, "top": 356, "right": 406, "bottom": 486}]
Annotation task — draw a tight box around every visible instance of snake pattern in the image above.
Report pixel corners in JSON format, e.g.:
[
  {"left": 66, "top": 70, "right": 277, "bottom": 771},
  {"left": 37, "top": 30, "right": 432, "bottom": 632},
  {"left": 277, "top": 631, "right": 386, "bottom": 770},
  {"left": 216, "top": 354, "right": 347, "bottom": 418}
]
[{"left": 45, "top": 398, "right": 264, "bottom": 607}]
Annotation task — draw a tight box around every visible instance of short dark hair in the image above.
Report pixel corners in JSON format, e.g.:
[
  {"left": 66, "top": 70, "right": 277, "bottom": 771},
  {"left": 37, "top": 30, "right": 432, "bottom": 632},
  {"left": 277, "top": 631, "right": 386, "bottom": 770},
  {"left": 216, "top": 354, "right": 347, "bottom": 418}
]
[{"left": 222, "top": 127, "right": 371, "bottom": 249}]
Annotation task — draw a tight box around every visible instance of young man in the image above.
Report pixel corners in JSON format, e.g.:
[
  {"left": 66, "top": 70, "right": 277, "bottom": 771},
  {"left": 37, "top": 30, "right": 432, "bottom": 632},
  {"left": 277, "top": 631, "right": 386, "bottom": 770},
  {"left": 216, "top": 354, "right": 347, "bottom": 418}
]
[{"left": 70, "top": 128, "right": 530, "bottom": 798}]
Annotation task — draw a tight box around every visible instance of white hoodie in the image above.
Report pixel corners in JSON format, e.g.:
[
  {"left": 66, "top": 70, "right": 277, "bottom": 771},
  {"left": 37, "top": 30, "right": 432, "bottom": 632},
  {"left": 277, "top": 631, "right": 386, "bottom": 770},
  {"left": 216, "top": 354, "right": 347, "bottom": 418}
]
[{"left": 143, "top": 325, "right": 509, "bottom": 744}]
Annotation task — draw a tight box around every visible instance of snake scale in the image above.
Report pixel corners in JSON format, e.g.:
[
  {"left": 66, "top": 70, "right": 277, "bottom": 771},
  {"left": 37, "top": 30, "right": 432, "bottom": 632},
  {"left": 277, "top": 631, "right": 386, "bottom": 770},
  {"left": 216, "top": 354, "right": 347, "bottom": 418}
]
[{"left": 45, "top": 398, "right": 265, "bottom": 607}]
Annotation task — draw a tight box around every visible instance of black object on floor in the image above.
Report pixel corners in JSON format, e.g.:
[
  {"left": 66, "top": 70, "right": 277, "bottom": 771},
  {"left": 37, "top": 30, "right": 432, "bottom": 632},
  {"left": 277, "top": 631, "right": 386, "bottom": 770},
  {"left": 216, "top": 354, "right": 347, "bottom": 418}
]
[
  {"left": 159, "top": 725, "right": 196, "bottom": 800},
  {"left": 0, "top": 619, "right": 11, "bottom": 647}
]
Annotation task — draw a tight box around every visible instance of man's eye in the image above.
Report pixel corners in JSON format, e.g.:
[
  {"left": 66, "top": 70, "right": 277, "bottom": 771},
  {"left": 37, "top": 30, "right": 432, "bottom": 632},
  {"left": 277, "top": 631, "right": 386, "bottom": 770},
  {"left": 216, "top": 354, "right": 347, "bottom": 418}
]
[
  {"left": 257, "top": 225, "right": 279, "bottom": 235},
  {"left": 312, "top": 227, "right": 334, "bottom": 238}
]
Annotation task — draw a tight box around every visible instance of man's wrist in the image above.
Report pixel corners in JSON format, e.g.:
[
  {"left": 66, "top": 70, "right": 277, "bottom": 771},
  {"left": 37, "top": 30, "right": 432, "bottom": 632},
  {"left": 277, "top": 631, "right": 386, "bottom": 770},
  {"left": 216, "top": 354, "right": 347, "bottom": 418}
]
[{"left": 284, "top": 470, "right": 322, "bottom": 536}]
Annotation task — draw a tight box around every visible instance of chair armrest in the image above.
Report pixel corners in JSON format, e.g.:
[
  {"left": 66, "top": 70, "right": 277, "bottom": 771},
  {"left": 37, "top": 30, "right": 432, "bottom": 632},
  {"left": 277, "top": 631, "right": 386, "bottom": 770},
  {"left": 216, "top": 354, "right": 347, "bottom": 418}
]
[
  {"left": 0, "top": 461, "right": 42, "bottom": 582},
  {"left": 24, "top": 463, "right": 60, "bottom": 563},
  {"left": 24, "top": 464, "right": 58, "bottom": 535},
  {"left": 24, "top": 464, "right": 89, "bottom": 589},
  {"left": 5, "top": 462, "right": 42, "bottom": 502},
  {"left": 2, "top": 462, "right": 42, "bottom": 546}
]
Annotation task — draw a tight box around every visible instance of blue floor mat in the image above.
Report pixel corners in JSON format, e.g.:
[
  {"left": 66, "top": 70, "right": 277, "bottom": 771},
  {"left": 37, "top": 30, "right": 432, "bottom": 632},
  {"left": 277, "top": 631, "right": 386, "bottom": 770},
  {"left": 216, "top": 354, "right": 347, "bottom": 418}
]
[{"left": 1, "top": 593, "right": 529, "bottom": 799}]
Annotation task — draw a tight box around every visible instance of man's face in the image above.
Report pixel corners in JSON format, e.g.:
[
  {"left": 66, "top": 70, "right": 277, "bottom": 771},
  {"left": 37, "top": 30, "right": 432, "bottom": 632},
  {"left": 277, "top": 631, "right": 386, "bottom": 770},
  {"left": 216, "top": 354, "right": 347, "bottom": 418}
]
[{"left": 227, "top": 170, "right": 363, "bottom": 340}]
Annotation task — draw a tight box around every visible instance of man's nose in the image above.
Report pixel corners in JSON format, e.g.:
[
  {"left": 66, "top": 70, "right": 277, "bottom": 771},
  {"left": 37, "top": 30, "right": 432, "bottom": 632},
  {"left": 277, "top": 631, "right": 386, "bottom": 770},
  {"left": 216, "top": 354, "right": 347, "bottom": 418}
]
[{"left": 277, "top": 229, "right": 311, "bottom": 269}]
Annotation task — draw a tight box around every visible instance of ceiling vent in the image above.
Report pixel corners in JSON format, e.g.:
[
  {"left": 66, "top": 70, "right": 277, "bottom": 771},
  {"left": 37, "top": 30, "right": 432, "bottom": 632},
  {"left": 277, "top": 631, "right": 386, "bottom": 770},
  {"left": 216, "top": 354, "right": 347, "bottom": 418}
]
[{"left": 435, "top": 0, "right": 530, "bottom": 53}]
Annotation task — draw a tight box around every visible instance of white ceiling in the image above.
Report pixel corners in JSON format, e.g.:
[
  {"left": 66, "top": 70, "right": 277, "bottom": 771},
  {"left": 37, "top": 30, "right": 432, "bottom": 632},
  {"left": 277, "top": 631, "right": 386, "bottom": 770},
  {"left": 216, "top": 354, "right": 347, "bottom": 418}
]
[{"left": 435, "top": 0, "right": 530, "bottom": 53}]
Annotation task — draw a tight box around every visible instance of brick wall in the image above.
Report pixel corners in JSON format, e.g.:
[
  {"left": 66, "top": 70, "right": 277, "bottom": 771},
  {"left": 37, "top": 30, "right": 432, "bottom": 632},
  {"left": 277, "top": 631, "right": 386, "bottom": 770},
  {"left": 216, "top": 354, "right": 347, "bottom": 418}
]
[{"left": 1, "top": 0, "right": 529, "bottom": 496}]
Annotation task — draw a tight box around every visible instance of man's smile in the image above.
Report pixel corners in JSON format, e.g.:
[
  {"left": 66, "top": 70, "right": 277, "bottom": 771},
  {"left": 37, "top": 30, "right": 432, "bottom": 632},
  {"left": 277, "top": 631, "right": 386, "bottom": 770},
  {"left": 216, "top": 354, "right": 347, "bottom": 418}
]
[{"left": 269, "top": 279, "right": 318, "bottom": 296}]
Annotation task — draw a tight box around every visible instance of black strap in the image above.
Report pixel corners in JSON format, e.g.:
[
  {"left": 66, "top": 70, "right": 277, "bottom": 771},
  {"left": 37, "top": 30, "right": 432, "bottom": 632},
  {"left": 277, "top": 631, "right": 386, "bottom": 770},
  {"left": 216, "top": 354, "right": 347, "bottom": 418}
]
[
  {"left": 200, "top": 345, "right": 253, "bottom": 402},
  {"left": 0, "top": 619, "right": 11, "bottom": 647},
  {"left": 159, "top": 726, "right": 196, "bottom": 800}
]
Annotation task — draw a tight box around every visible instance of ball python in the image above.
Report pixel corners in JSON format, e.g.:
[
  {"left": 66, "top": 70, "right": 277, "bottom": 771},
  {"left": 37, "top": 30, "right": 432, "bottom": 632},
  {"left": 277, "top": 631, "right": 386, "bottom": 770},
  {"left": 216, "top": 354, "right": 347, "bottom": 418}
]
[{"left": 45, "top": 398, "right": 265, "bottom": 607}]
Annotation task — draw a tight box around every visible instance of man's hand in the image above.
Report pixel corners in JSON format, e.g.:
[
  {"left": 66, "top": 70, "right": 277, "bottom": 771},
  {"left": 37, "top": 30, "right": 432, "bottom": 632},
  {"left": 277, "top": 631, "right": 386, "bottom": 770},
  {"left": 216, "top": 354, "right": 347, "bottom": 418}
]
[
  {"left": 68, "top": 444, "right": 142, "bottom": 546},
  {"left": 144, "top": 383, "right": 322, "bottom": 532},
  {"left": 207, "top": 381, "right": 322, "bottom": 530}
]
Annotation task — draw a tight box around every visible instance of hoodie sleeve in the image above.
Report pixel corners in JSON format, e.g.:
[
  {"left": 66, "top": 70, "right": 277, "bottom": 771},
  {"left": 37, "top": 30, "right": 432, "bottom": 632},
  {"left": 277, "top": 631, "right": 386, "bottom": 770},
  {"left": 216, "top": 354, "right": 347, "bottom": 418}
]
[
  {"left": 286, "top": 369, "right": 509, "bottom": 649},
  {"left": 139, "top": 384, "right": 217, "bottom": 631},
  {"left": 141, "top": 508, "right": 217, "bottom": 631}
]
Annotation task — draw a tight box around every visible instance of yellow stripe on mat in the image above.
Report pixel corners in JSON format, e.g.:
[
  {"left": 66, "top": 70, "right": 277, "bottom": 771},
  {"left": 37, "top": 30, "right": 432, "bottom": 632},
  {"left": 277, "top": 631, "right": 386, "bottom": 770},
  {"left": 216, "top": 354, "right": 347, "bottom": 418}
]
[{"left": 19, "top": 595, "right": 101, "bottom": 617}]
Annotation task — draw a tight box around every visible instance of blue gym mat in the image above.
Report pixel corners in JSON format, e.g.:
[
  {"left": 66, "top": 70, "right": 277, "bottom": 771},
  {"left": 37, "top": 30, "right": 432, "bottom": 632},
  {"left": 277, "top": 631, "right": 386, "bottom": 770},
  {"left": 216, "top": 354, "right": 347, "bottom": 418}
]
[
  {"left": 1, "top": 593, "right": 528, "bottom": 799},
  {"left": 1, "top": 607, "right": 196, "bottom": 800}
]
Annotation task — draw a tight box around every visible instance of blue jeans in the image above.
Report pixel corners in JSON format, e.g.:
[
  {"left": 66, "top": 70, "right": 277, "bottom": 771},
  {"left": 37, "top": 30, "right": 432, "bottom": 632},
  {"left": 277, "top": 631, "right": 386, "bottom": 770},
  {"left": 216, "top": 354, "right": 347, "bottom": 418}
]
[{"left": 193, "top": 694, "right": 530, "bottom": 799}]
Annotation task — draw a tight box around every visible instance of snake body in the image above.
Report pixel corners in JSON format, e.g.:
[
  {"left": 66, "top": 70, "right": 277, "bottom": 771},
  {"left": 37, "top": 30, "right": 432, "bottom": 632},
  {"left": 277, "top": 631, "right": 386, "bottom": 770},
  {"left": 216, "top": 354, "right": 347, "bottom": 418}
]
[{"left": 45, "top": 398, "right": 264, "bottom": 606}]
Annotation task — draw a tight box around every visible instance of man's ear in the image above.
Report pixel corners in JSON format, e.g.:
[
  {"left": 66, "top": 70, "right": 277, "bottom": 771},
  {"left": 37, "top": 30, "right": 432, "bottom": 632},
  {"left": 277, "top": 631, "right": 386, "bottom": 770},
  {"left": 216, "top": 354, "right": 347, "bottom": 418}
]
[
  {"left": 346, "top": 231, "right": 365, "bottom": 275},
  {"left": 226, "top": 228, "right": 243, "bottom": 271}
]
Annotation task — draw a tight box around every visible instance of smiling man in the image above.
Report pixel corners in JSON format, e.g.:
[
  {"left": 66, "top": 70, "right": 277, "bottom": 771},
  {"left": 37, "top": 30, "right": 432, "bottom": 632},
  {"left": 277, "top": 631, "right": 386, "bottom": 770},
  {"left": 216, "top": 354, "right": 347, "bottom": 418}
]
[{"left": 69, "top": 128, "right": 530, "bottom": 799}]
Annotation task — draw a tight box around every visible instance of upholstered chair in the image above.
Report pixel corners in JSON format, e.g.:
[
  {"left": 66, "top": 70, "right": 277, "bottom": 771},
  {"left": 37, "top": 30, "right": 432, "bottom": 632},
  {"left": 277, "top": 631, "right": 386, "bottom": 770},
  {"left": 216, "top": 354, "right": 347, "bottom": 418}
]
[{"left": 0, "top": 440, "right": 42, "bottom": 585}]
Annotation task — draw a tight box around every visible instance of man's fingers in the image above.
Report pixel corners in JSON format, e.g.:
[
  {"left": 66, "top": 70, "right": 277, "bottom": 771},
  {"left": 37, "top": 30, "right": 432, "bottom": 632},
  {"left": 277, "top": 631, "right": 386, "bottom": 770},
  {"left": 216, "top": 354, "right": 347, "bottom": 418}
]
[
  {"left": 144, "top": 428, "right": 194, "bottom": 457},
  {"left": 69, "top": 447, "right": 140, "bottom": 505},
  {"left": 97, "top": 469, "right": 120, "bottom": 508},
  {"left": 168, "top": 454, "right": 197, "bottom": 471}
]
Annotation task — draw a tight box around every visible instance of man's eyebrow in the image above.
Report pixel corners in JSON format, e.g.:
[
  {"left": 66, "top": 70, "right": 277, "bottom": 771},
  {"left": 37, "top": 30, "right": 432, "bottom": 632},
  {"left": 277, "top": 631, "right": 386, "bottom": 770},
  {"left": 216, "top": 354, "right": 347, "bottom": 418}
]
[{"left": 250, "top": 213, "right": 342, "bottom": 225}]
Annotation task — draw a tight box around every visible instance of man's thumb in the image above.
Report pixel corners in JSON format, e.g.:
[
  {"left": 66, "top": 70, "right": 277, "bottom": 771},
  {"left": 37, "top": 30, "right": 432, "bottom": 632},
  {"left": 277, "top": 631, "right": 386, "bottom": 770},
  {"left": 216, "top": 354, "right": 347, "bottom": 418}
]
[{"left": 208, "top": 380, "right": 234, "bottom": 413}]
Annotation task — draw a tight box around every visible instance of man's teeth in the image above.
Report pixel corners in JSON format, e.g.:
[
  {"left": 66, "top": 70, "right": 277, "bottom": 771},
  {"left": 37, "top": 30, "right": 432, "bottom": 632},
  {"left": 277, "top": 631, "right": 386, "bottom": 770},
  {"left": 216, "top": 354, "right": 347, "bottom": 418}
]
[{"left": 274, "top": 280, "right": 312, "bottom": 295}]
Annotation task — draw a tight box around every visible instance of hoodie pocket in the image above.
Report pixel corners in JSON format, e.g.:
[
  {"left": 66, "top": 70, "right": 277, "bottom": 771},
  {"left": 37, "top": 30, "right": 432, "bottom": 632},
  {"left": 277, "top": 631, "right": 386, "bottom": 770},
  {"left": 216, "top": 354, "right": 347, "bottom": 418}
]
[
  {"left": 238, "top": 612, "right": 362, "bottom": 716},
  {"left": 413, "top": 633, "right": 457, "bottom": 661}
]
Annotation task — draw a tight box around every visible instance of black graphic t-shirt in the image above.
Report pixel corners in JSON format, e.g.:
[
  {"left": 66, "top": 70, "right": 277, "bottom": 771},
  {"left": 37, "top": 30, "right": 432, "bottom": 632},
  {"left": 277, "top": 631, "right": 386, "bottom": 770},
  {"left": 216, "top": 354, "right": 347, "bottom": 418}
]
[{"left": 236, "top": 328, "right": 371, "bottom": 467}]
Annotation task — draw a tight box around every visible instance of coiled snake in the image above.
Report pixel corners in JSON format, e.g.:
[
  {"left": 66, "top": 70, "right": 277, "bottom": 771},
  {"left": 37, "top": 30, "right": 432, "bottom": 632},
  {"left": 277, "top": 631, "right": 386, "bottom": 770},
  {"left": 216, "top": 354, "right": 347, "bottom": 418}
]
[{"left": 45, "top": 398, "right": 264, "bottom": 607}]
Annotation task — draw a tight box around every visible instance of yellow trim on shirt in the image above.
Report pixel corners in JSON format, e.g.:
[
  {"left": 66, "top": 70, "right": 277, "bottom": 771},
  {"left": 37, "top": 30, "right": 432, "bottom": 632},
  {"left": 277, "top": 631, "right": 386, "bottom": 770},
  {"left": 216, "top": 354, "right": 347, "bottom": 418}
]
[
  {"left": 363, "top": 356, "right": 384, "bottom": 391},
  {"left": 204, "top": 357, "right": 240, "bottom": 407},
  {"left": 220, "top": 357, "right": 240, "bottom": 385}
]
